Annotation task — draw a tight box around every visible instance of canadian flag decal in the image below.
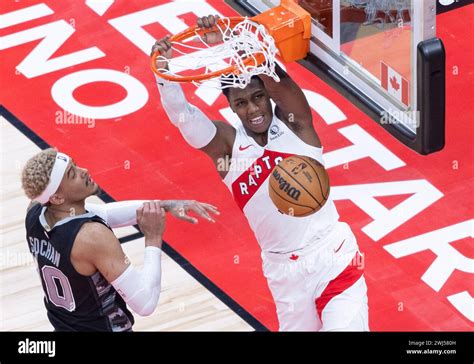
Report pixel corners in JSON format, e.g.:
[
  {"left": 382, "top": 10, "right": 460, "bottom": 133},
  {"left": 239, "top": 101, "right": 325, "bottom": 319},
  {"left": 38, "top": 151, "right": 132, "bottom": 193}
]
[{"left": 381, "top": 61, "right": 410, "bottom": 106}]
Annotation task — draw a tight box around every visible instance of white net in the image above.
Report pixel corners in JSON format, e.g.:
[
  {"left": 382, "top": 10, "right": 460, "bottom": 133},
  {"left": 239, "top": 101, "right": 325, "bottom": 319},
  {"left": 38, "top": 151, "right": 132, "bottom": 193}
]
[{"left": 154, "top": 18, "right": 280, "bottom": 89}]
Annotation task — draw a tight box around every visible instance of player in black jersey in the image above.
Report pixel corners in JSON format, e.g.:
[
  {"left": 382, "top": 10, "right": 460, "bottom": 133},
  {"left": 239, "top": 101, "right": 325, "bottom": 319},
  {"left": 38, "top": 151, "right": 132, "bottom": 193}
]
[{"left": 22, "top": 148, "right": 219, "bottom": 331}]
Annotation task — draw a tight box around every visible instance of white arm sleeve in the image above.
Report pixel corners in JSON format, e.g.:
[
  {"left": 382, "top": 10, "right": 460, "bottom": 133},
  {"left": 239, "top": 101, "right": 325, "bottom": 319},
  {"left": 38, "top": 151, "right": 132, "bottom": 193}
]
[
  {"left": 111, "top": 246, "right": 162, "bottom": 316},
  {"left": 85, "top": 201, "right": 146, "bottom": 228},
  {"left": 156, "top": 76, "right": 217, "bottom": 149}
]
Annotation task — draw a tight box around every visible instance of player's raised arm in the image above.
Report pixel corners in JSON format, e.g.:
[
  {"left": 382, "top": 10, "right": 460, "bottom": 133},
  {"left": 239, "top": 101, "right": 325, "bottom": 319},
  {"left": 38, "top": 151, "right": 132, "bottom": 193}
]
[
  {"left": 258, "top": 63, "right": 313, "bottom": 128},
  {"left": 151, "top": 35, "right": 235, "bottom": 169}
]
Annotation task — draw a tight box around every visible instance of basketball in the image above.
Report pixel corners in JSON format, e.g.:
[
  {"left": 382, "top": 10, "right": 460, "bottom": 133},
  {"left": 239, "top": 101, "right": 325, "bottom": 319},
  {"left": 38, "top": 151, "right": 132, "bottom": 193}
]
[{"left": 268, "top": 155, "right": 330, "bottom": 217}]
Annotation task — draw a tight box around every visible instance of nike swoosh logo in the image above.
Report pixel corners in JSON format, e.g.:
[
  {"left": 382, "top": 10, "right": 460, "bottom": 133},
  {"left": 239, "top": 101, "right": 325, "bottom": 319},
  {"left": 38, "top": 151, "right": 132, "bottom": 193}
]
[
  {"left": 334, "top": 239, "right": 346, "bottom": 253},
  {"left": 239, "top": 145, "right": 252, "bottom": 151}
]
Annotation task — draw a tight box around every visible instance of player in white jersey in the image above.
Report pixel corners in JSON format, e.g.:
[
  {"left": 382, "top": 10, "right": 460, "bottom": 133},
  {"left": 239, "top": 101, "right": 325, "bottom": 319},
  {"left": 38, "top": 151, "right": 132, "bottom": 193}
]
[{"left": 152, "top": 15, "right": 369, "bottom": 331}]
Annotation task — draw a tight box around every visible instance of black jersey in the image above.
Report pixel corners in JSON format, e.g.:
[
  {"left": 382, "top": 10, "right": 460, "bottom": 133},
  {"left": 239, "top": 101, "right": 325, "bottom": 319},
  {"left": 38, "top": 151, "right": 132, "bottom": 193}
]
[{"left": 25, "top": 203, "right": 134, "bottom": 332}]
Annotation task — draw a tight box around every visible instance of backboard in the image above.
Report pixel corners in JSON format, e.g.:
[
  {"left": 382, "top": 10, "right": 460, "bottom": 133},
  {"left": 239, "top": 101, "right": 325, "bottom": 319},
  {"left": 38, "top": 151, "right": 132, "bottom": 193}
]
[{"left": 228, "top": 0, "right": 445, "bottom": 154}]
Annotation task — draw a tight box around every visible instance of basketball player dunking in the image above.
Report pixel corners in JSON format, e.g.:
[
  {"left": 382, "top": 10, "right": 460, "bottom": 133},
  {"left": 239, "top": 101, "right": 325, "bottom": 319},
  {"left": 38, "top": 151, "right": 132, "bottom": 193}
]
[{"left": 152, "top": 15, "right": 369, "bottom": 331}]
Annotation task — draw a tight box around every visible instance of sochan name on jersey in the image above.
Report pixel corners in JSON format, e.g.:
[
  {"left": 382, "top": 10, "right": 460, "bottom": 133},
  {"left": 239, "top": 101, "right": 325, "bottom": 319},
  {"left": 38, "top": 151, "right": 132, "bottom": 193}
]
[{"left": 272, "top": 169, "right": 301, "bottom": 201}]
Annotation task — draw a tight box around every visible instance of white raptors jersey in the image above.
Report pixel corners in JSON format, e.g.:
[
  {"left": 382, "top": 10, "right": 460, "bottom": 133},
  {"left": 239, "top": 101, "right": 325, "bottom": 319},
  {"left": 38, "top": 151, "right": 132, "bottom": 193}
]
[{"left": 223, "top": 115, "right": 339, "bottom": 253}]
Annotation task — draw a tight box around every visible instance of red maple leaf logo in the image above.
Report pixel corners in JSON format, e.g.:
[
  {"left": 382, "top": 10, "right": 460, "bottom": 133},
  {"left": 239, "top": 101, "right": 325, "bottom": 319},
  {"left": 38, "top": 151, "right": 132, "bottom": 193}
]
[
  {"left": 289, "top": 254, "right": 299, "bottom": 261},
  {"left": 390, "top": 76, "right": 400, "bottom": 91}
]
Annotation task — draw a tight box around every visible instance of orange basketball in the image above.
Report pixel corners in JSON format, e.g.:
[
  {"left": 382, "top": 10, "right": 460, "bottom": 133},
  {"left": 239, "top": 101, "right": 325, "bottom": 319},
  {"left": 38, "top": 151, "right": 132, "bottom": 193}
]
[{"left": 268, "top": 155, "right": 330, "bottom": 217}]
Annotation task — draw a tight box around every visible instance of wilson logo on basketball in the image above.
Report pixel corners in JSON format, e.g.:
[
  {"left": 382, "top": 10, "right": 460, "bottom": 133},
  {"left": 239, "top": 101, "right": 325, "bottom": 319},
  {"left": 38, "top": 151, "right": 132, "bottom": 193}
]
[
  {"left": 269, "top": 155, "right": 330, "bottom": 217},
  {"left": 271, "top": 169, "right": 302, "bottom": 201}
]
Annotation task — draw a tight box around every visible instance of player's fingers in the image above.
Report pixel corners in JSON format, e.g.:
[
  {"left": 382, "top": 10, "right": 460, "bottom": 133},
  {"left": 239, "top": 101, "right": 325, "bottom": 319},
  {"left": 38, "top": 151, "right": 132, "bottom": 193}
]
[
  {"left": 151, "top": 43, "right": 166, "bottom": 56},
  {"left": 154, "top": 201, "right": 162, "bottom": 215},
  {"left": 203, "top": 32, "right": 220, "bottom": 44},
  {"left": 164, "top": 37, "right": 172, "bottom": 50},
  {"left": 136, "top": 206, "right": 144, "bottom": 220},
  {"left": 208, "top": 15, "right": 216, "bottom": 27},
  {"left": 199, "top": 203, "right": 220, "bottom": 215},
  {"left": 202, "top": 16, "right": 210, "bottom": 28},
  {"left": 159, "top": 40, "right": 169, "bottom": 50},
  {"left": 202, "top": 202, "right": 219, "bottom": 210},
  {"left": 151, "top": 44, "right": 161, "bottom": 56},
  {"left": 148, "top": 200, "right": 156, "bottom": 214},
  {"left": 197, "top": 17, "right": 204, "bottom": 28},
  {"left": 191, "top": 203, "right": 215, "bottom": 222},
  {"left": 175, "top": 213, "right": 198, "bottom": 224},
  {"left": 153, "top": 38, "right": 166, "bottom": 48},
  {"left": 143, "top": 202, "right": 151, "bottom": 215},
  {"left": 157, "top": 39, "right": 167, "bottom": 50}
]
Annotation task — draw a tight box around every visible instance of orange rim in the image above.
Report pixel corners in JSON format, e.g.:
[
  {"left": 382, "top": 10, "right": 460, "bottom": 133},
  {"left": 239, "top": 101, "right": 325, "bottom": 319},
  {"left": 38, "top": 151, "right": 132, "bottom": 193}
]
[{"left": 150, "top": 17, "right": 267, "bottom": 82}]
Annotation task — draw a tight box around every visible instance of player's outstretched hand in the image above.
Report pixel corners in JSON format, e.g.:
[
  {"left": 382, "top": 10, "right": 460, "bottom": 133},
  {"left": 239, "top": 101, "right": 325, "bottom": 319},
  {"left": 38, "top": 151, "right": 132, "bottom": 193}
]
[{"left": 168, "top": 200, "right": 220, "bottom": 224}]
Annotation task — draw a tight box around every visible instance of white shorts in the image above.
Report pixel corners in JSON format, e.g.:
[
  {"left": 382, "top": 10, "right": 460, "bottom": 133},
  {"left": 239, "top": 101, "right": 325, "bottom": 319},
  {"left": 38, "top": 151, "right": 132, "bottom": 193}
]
[{"left": 261, "top": 222, "right": 369, "bottom": 331}]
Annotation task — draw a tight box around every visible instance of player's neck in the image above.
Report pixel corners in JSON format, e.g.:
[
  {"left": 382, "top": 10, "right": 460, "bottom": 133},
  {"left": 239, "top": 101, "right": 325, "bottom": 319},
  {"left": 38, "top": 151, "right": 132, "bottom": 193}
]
[
  {"left": 45, "top": 201, "right": 86, "bottom": 225},
  {"left": 245, "top": 128, "right": 268, "bottom": 147}
]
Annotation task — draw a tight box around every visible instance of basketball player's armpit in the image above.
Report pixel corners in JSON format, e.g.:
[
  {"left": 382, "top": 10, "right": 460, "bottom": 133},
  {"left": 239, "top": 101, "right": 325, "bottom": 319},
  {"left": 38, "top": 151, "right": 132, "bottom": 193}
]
[
  {"left": 156, "top": 76, "right": 217, "bottom": 149},
  {"left": 199, "top": 120, "right": 235, "bottom": 160},
  {"left": 111, "top": 247, "right": 162, "bottom": 317}
]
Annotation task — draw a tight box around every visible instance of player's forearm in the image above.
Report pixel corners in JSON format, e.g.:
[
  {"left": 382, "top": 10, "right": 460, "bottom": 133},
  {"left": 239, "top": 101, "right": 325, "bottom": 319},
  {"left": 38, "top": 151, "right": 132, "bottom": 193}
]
[
  {"left": 155, "top": 76, "right": 217, "bottom": 149},
  {"left": 159, "top": 200, "right": 185, "bottom": 212},
  {"left": 259, "top": 63, "right": 290, "bottom": 90},
  {"left": 86, "top": 201, "right": 146, "bottom": 228},
  {"left": 111, "top": 246, "right": 162, "bottom": 316},
  {"left": 274, "top": 63, "right": 290, "bottom": 79},
  {"left": 259, "top": 64, "right": 311, "bottom": 120},
  {"left": 155, "top": 75, "right": 191, "bottom": 120},
  {"left": 260, "top": 63, "right": 300, "bottom": 99},
  {"left": 86, "top": 200, "right": 196, "bottom": 228}
]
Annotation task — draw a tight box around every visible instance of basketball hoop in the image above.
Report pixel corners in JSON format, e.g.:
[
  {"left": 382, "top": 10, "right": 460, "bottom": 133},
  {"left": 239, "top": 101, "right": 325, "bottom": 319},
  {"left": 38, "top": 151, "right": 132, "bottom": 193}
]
[{"left": 150, "top": 0, "right": 311, "bottom": 89}]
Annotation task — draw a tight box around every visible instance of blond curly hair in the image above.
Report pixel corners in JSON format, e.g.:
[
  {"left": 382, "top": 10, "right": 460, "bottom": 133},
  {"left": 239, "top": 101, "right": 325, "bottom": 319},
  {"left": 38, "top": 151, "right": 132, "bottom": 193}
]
[{"left": 21, "top": 148, "right": 58, "bottom": 200}]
